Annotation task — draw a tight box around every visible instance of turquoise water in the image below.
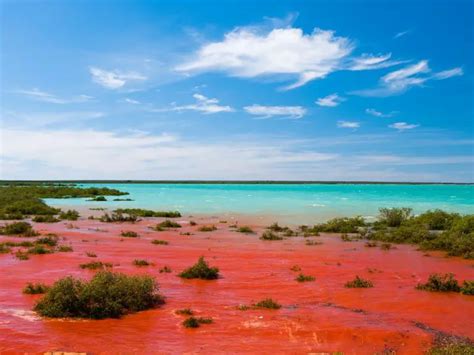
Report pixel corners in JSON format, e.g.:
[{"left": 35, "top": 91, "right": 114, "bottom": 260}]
[{"left": 44, "top": 183, "right": 474, "bottom": 223}]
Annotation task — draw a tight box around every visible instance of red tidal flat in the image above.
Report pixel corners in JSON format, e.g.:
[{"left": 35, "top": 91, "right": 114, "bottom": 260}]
[{"left": 0, "top": 217, "right": 473, "bottom": 354}]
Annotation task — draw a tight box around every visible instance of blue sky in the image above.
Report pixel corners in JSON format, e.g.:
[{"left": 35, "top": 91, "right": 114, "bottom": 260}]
[{"left": 1, "top": 0, "right": 473, "bottom": 181}]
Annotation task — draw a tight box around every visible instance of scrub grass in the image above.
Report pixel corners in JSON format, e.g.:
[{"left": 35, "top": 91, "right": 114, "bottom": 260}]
[
  {"left": 416, "top": 273, "right": 461, "bottom": 292},
  {"left": 345, "top": 276, "right": 373, "bottom": 288},
  {"left": 197, "top": 225, "right": 217, "bottom": 232},
  {"left": 23, "top": 282, "right": 49, "bottom": 294},
  {"left": 114, "top": 209, "right": 181, "bottom": 218},
  {"left": 260, "top": 231, "right": 283, "bottom": 241},
  {"left": 253, "top": 298, "right": 281, "bottom": 309},
  {"left": 151, "top": 239, "right": 169, "bottom": 245},
  {"left": 121, "top": 231, "right": 139, "bottom": 238},
  {"left": 79, "top": 261, "right": 113, "bottom": 270},
  {"left": 296, "top": 274, "right": 315, "bottom": 282},
  {"left": 0, "top": 222, "right": 39, "bottom": 237},
  {"left": 178, "top": 256, "right": 219, "bottom": 280}
]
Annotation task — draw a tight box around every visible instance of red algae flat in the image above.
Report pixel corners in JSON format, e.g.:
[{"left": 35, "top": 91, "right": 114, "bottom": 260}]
[{"left": 1, "top": 217, "right": 473, "bottom": 354}]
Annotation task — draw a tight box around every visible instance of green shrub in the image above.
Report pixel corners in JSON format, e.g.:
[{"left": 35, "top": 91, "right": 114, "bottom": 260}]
[
  {"left": 0, "top": 221, "right": 38, "bottom": 236},
  {"left": 15, "top": 251, "right": 29, "bottom": 260},
  {"left": 260, "top": 231, "right": 283, "bottom": 240},
  {"left": 100, "top": 213, "right": 138, "bottom": 223},
  {"left": 176, "top": 308, "right": 193, "bottom": 315},
  {"left": 58, "top": 245, "right": 73, "bottom": 252},
  {"left": 114, "top": 209, "right": 181, "bottom": 218},
  {"left": 34, "top": 271, "right": 163, "bottom": 319},
  {"left": 183, "top": 316, "right": 200, "bottom": 328},
  {"left": 460, "top": 281, "right": 474, "bottom": 295},
  {"left": 159, "top": 266, "right": 172, "bottom": 273},
  {"left": 27, "top": 245, "right": 53, "bottom": 255},
  {"left": 178, "top": 256, "right": 219, "bottom": 280},
  {"left": 428, "top": 342, "right": 474, "bottom": 354},
  {"left": 416, "top": 273, "right": 460, "bottom": 292},
  {"left": 151, "top": 239, "right": 169, "bottom": 245},
  {"left": 378, "top": 207, "right": 413, "bottom": 227},
  {"left": 121, "top": 230, "right": 139, "bottom": 238},
  {"left": 35, "top": 235, "right": 58, "bottom": 247},
  {"left": 340, "top": 233, "right": 352, "bottom": 242},
  {"left": 79, "top": 261, "right": 113, "bottom": 270},
  {"left": 33, "top": 215, "right": 59, "bottom": 223},
  {"left": 88, "top": 196, "right": 107, "bottom": 202},
  {"left": 190, "top": 221, "right": 197, "bottom": 226},
  {"left": 86, "top": 252, "right": 97, "bottom": 257},
  {"left": 345, "top": 276, "right": 373, "bottom": 288},
  {"left": 59, "top": 210, "right": 80, "bottom": 221},
  {"left": 254, "top": 298, "right": 281, "bottom": 309},
  {"left": 313, "top": 216, "right": 366, "bottom": 233},
  {"left": 236, "top": 226, "right": 254, "bottom": 234},
  {"left": 0, "top": 244, "right": 12, "bottom": 254},
  {"left": 412, "top": 209, "right": 460, "bottom": 230},
  {"left": 0, "top": 212, "right": 25, "bottom": 220},
  {"left": 155, "top": 220, "right": 182, "bottom": 229},
  {"left": 133, "top": 259, "right": 151, "bottom": 267},
  {"left": 23, "top": 282, "right": 49, "bottom": 294},
  {"left": 266, "top": 222, "right": 290, "bottom": 233},
  {"left": 296, "top": 274, "right": 315, "bottom": 282},
  {"left": 197, "top": 225, "right": 217, "bottom": 232}
]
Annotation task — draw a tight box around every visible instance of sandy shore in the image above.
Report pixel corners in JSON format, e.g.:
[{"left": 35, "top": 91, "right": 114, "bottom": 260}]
[{"left": 0, "top": 216, "right": 473, "bottom": 353}]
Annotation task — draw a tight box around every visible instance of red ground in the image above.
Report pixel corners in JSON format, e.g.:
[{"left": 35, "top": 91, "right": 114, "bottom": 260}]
[{"left": 0, "top": 216, "right": 473, "bottom": 354}]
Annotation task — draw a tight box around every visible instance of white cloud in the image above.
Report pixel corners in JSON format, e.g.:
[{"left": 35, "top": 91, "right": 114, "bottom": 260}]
[
  {"left": 123, "top": 98, "right": 141, "bottom": 104},
  {"left": 353, "top": 61, "right": 463, "bottom": 96},
  {"left": 14, "top": 88, "right": 93, "bottom": 104},
  {"left": 156, "top": 94, "right": 234, "bottom": 114},
  {"left": 2, "top": 111, "right": 105, "bottom": 127},
  {"left": 244, "top": 104, "right": 306, "bottom": 119},
  {"left": 394, "top": 30, "right": 411, "bottom": 39},
  {"left": 89, "top": 67, "right": 147, "bottom": 89},
  {"left": 316, "top": 93, "right": 345, "bottom": 107},
  {"left": 337, "top": 120, "right": 360, "bottom": 129},
  {"left": 349, "top": 53, "right": 403, "bottom": 71},
  {"left": 389, "top": 122, "right": 419, "bottom": 131},
  {"left": 176, "top": 27, "right": 354, "bottom": 90},
  {"left": 365, "top": 108, "right": 396, "bottom": 118}
]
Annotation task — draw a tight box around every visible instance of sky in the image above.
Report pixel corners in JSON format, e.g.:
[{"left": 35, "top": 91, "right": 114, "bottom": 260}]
[{"left": 0, "top": 0, "right": 473, "bottom": 182}]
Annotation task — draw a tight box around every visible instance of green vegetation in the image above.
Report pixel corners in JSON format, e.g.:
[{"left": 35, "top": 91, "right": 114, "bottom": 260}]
[
  {"left": 86, "top": 252, "right": 97, "bottom": 257},
  {"left": 236, "top": 226, "right": 254, "bottom": 234},
  {"left": 182, "top": 316, "right": 213, "bottom": 328},
  {"left": 340, "top": 233, "right": 352, "bottom": 242},
  {"left": 34, "top": 271, "right": 163, "bottom": 319},
  {"left": 59, "top": 210, "right": 80, "bottom": 221},
  {"left": 197, "top": 225, "right": 217, "bottom": 232},
  {"left": 79, "top": 261, "right": 113, "bottom": 270},
  {"left": 313, "top": 216, "right": 366, "bottom": 233},
  {"left": 254, "top": 298, "right": 281, "bottom": 309},
  {"left": 113, "top": 198, "right": 133, "bottom": 201},
  {"left": 100, "top": 212, "right": 138, "bottom": 223},
  {"left": 260, "top": 230, "right": 283, "bottom": 240},
  {"left": 27, "top": 245, "right": 53, "bottom": 255},
  {"left": 153, "top": 220, "right": 182, "bottom": 231},
  {"left": 0, "top": 244, "right": 11, "bottom": 254},
  {"left": 345, "top": 276, "right": 373, "bottom": 288},
  {"left": 151, "top": 239, "right": 169, "bottom": 245},
  {"left": 296, "top": 274, "right": 315, "bottom": 282},
  {"left": 378, "top": 207, "right": 413, "bottom": 227},
  {"left": 35, "top": 235, "right": 58, "bottom": 246},
  {"left": 176, "top": 308, "right": 193, "bottom": 315},
  {"left": 178, "top": 256, "right": 219, "bottom": 280},
  {"left": 189, "top": 221, "right": 197, "bottom": 226},
  {"left": 380, "top": 242, "right": 393, "bottom": 250},
  {"left": 460, "top": 281, "right": 474, "bottom": 295},
  {"left": 88, "top": 196, "right": 107, "bottom": 201},
  {"left": 32, "top": 215, "right": 60, "bottom": 223},
  {"left": 416, "top": 273, "right": 461, "bottom": 292},
  {"left": 121, "top": 230, "right": 139, "bottom": 238},
  {"left": 428, "top": 342, "right": 474, "bottom": 355},
  {"left": 58, "top": 245, "right": 73, "bottom": 252},
  {"left": 0, "top": 221, "right": 38, "bottom": 236},
  {"left": 133, "top": 259, "right": 151, "bottom": 267},
  {"left": 159, "top": 266, "right": 172, "bottom": 273},
  {"left": 114, "top": 208, "right": 181, "bottom": 218},
  {"left": 23, "top": 282, "right": 49, "bottom": 294}
]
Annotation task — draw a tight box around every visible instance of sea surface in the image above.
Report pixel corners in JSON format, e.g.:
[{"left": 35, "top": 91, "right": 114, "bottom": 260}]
[{"left": 44, "top": 183, "right": 474, "bottom": 223}]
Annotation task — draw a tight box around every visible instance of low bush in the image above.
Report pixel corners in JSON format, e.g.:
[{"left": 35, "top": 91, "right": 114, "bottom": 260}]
[
  {"left": 33, "top": 215, "right": 60, "bottom": 223},
  {"left": 296, "top": 274, "right": 315, "bottom": 282},
  {"left": 189, "top": 221, "right": 197, "bottom": 226},
  {"left": 236, "top": 226, "right": 254, "bottom": 234},
  {"left": 0, "top": 222, "right": 38, "bottom": 236},
  {"left": 378, "top": 207, "right": 413, "bottom": 227},
  {"left": 100, "top": 213, "right": 138, "bottom": 223},
  {"left": 88, "top": 196, "right": 107, "bottom": 201},
  {"left": 58, "top": 245, "right": 73, "bottom": 252},
  {"left": 460, "top": 280, "right": 474, "bottom": 295},
  {"left": 0, "top": 244, "right": 11, "bottom": 254},
  {"left": 365, "top": 241, "right": 378, "bottom": 247},
  {"left": 340, "top": 233, "right": 352, "bottom": 242},
  {"left": 416, "top": 273, "right": 460, "bottom": 292},
  {"left": 34, "top": 271, "right": 163, "bottom": 319},
  {"left": 266, "top": 222, "right": 290, "bottom": 233},
  {"left": 27, "top": 245, "right": 53, "bottom": 255},
  {"left": 260, "top": 231, "right": 283, "bottom": 240},
  {"left": 254, "top": 298, "right": 281, "bottom": 309},
  {"left": 345, "top": 276, "right": 373, "bottom": 288},
  {"left": 121, "top": 231, "right": 139, "bottom": 238},
  {"left": 86, "top": 252, "right": 97, "bottom": 258},
  {"left": 152, "top": 239, "right": 169, "bottom": 245},
  {"left": 154, "top": 220, "right": 182, "bottom": 230},
  {"left": 312, "top": 216, "right": 366, "bottom": 233},
  {"left": 59, "top": 210, "right": 80, "bottom": 221},
  {"left": 79, "top": 261, "right": 113, "bottom": 270},
  {"left": 114, "top": 209, "right": 181, "bottom": 218},
  {"left": 178, "top": 256, "right": 219, "bottom": 280},
  {"left": 15, "top": 251, "right": 29, "bottom": 260},
  {"left": 35, "top": 235, "right": 58, "bottom": 247},
  {"left": 176, "top": 308, "right": 193, "bottom": 315},
  {"left": 133, "top": 259, "right": 151, "bottom": 267},
  {"left": 182, "top": 316, "right": 213, "bottom": 328},
  {"left": 23, "top": 282, "right": 49, "bottom": 294},
  {"left": 197, "top": 225, "right": 217, "bottom": 232}
]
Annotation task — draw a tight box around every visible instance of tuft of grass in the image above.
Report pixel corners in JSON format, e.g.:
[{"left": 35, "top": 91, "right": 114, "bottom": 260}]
[
  {"left": 15, "top": 251, "right": 29, "bottom": 260},
  {"left": 178, "top": 256, "right": 219, "bottom": 280},
  {"left": 79, "top": 261, "right": 113, "bottom": 270},
  {"left": 182, "top": 316, "right": 213, "bottom": 328},
  {"left": 176, "top": 308, "right": 194, "bottom": 315},
  {"left": 197, "top": 225, "right": 217, "bottom": 232},
  {"left": 378, "top": 207, "right": 413, "bottom": 227},
  {"left": 34, "top": 271, "right": 163, "bottom": 319},
  {"left": 428, "top": 343, "right": 474, "bottom": 355},
  {"left": 236, "top": 226, "right": 254, "bottom": 234},
  {"left": 266, "top": 222, "right": 289, "bottom": 233},
  {"left": 88, "top": 196, "right": 107, "bottom": 202},
  {"left": 345, "top": 276, "right": 374, "bottom": 288},
  {"left": 290, "top": 265, "right": 301, "bottom": 272},
  {"left": 114, "top": 208, "right": 181, "bottom": 218},
  {"left": 59, "top": 209, "right": 80, "bottom": 221},
  {"left": 27, "top": 244, "right": 53, "bottom": 255},
  {"left": 23, "top": 282, "right": 49, "bottom": 294},
  {"left": 154, "top": 220, "right": 182, "bottom": 230},
  {"left": 32, "top": 215, "right": 60, "bottom": 223},
  {"left": 0, "top": 243, "right": 12, "bottom": 254},
  {"left": 0, "top": 221, "right": 39, "bottom": 237},
  {"left": 58, "top": 245, "right": 73, "bottom": 252},
  {"left": 151, "top": 239, "right": 169, "bottom": 245},
  {"left": 340, "top": 233, "right": 352, "bottom": 242},
  {"left": 460, "top": 280, "right": 474, "bottom": 296},
  {"left": 254, "top": 298, "right": 281, "bottom": 309},
  {"left": 121, "top": 230, "right": 139, "bottom": 238},
  {"left": 312, "top": 216, "right": 366, "bottom": 233},
  {"left": 100, "top": 212, "right": 137, "bottom": 223},
  {"left": 416, "top": 273, "right": 460, "bottom": 292},
  {"left": 260, "top": 231, "right": 283, "bottom": 241},
  {"left": 296, "top": 274, "right": 315, "bottom": 282},
  {"left": 35, "top": 235, "right": 58, "bottom": 247},
  {"left": 86, "top": 251, "right": 97, "bottom": 258},
  {"left": 189, "top": 221, "right": 197, "bottom": 226},
  {"left": 133, "top": 259, "right": 151, "bottom": 267}
]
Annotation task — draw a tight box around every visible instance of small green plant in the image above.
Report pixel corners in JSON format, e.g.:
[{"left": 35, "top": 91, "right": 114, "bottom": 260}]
[
  {"left": 35, "top": 235, "right": 58, "bottom": 246},
  {"left": 151, "top": 239, "right": 169, "bottom": 245},
  {"left": 79, "top": 261, "right": 113, "bottom": 270},
  {"left": 378, "top": 207, "right": 413, "bottom": 227},
  {"left": 0, "top": 221, "right": 38, "bottom": 236},
  {"left": 312, "top": 216, "right": 366, "bottom": 233},
  {"left": 133, "top": 259, "right": 151, "bottom": 267},
  {"left": 121, "top": 230, "right": 139, "bottom": 238},
  {"left": 159, "top": 266, "right": 172, "bottom": 273},
  {"left": 198, "top": 225, "right": 217, "bottom": 232},
  {"left": 260, "top": 230, "right": 283, "bottom": 240},
  {"left": 58, "top": 245, "right": 73, "bottom": 252},
  {"left": 0, "top": 243, "right": 11, "bottom": 254},
  {"left": 340, "top": 233, "right": 352, "bottom": 242},
  {"left": 27, "top": 244, "right": 53, "bottom": 255},
  {"left": 254, "top": 298, "right": 281, "bottom": 309},
  {"left": 86, "top": 251, "right": 97, "bottom": 257},
  {"left": 416, "top": 273, "right": 460, "bottom": 292},
  {"left": 266, "top": 222, "right": 289, "bottom": 232},
  {"left": 32, "top": 215, "right": 60, "bottom": 223},
  {"left": 236, "top": 226, "right": 254, "bottom": 234},
  {"left": 178, "top": 256, "right": 219, "bottom": 280},
  {"left": 114, "top": 209, "right": 181, "bottom": 218},
  {"left": 460, "top": 280, "right": 474, "bottom": 295},
  {"left": 296, "top": 274, "right": 315, "bottom": 282},
  {"left": 15, "top": 250, "right": 29, "bottom": 260},
  {"left": 59, "top": 210, "right": 80, "bottom": 221},
  {"left": 88, "top": 196, "right": 107, "bottom": 201},
  {"left": 154, "top": 220, "right": 182, "bottom": 230},
  {"left": 182, "top": 316, "right": 213, "bottom": 328},
  {"left": 100, "top": 213, "right": 138, "bottom": 223},
  {"left": 23, "top": 282, "right": 49, "bottom": 294},
  {"left": 345, "top": 276, "right": 374, "bottom": 288},
  {"left": 290, "top": 265, "right": 301, "bottom": 272},
  {"left": 176, "top": 308, "right": 194, "bottom": 315}
]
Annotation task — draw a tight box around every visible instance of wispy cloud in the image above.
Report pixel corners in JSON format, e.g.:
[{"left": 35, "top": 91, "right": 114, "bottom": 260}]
[
  {"left": 316, "top": 93, "right": 345, "bottom": 107},
  {"left": 349, "top": 53, "right": 404, "bottom": 71},
  {"left": 89, "top": 67, "right": 147, "bottom": 89},
  {"left": 2, "top": 110, "right": 105, "bottom": 127},
  {"left": 389, "top": 122, "right": 419, "bottom": 131},
  {"left": 122, "top": 98, "right": 141, "bottom": 104},
  {"left": 365, "top": 108, "right": 396, "bottom": 118},
  {"left": 14, "top": 88, "right": 93, "bottom": 104},
  {"left": 394, "top": 30, "right": 411, "bottom": 39},
  {"left": 244, "top": 105, "right": 306, "bottom": 119},
  {"left": 155, "top": 94, "right": 234, "bottom": 114},
  {"left": 337, "top": 120, "right": 360, "bottom": 129},
  {"left": 353, "top": 60, "right": 463, "bottom": 96}
]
